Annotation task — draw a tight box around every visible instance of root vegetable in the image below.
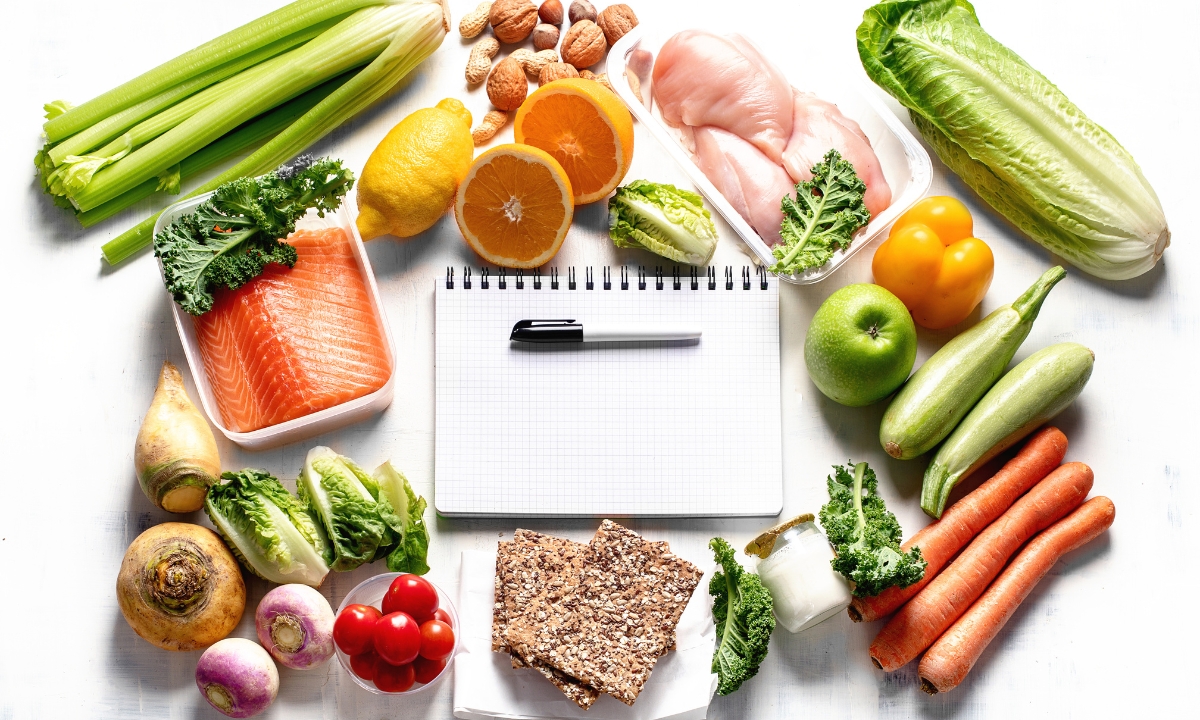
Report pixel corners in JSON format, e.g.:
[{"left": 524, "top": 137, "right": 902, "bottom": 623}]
[
  {"left": 255, "top": 585, "right": 336, "bottom": 670},
  {"left": 196, "top": 638, "right": 279, "bottom": 718},
  {"left": 116, "top": 522, "right": 245, "bottom": 651},
  {"left": 134, "top": 361, "right": 220, "bottom": 513}
]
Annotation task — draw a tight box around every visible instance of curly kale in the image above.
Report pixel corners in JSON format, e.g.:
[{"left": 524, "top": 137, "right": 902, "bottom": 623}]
[
  {"left": 770, "top": 149, "right": 870, "bottom": 275},
  {"left": 709, "top": 537, "right": 774, "bottom": 696},
  {"left": 819, "top": 462, "right": 926, "bottom": 598},
  {"left": 153, "top": 155, "right": 354, "bottom": 315}
]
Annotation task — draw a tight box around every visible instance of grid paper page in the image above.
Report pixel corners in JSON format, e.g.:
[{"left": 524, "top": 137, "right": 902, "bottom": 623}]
[{"left": 434, "top": 271, "right": 782, "bottom": 516}]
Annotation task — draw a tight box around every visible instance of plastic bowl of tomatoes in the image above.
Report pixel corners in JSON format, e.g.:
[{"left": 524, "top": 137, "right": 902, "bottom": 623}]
[{"left": 333, "top": 573, "right": 459, "bottom": 695}]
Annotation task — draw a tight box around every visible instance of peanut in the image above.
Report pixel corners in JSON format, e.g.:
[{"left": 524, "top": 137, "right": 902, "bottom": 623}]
[
  {"left": 472, "top": 109, "right": 509, "bottom": 146},
  {"left": 459, "top": 1, "right": 493, "bottom": 38},
  {"left": 523, "top": 49, "right": 559, "bottom": 80},
  {"left": 539, "top": 62, "right": 579, "bottom": 85},
  {"left": 465, "top": 35, "right": 501, "bottom": 85},
  {"left": 487, "top": 56, "right": 528, "bottom": 111}
]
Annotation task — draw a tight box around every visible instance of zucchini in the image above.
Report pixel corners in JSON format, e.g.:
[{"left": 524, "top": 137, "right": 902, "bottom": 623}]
[
  {"left": 920, "top": 342, "right": 1094, "bottom": 518},
  {"left": 881, "top": 266, "right": 1066, "bottom": 460}
]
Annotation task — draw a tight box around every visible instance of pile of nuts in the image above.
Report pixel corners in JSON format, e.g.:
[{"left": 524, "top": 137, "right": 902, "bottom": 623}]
[{"left": 461, "top": 0, "right": 639, "bottom": 145}]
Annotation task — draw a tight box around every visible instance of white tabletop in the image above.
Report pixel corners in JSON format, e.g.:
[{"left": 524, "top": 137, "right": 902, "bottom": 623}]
[{"left": 2, "top": 0, "right": 1195, "bottom": 717}]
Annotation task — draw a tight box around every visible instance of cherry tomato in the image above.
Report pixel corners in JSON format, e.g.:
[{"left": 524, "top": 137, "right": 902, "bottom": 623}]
[
  {"left": 419, "top": 620, "right": 456, "bottom": 661},
  {"left": 349, "top": 650, "right": 380, "bottom": 682},
  {"left": 374, "top": 661, "right": 415, "bottom": 693},
  {"left": 382, "top": 574, "right": 439, "bottom": 623},
  {"left": 433, "top": 608, "right": 453, "bottom": 628},
  {"left": 334, "top": 604, "right": 382, "bottom": 656},
  {"left": 911, "top": 237, "right": 995, "bottom": 329},
  {"left": 374, "top": 612, "right": 421, "bottom": 666},
  {"left": 892, "top": 196, "right": 973, "bottom": 245},
  {"left": 872, "top": 223, "right": 944, "bottom": 309},
  {"left": 412, "top": 655, "right": 448, "bottom": 684}
]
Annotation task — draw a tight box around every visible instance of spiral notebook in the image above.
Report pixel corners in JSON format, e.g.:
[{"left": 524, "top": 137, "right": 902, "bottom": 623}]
[{"left": 434, "top": 265, "right": 782, "bottom": 517}]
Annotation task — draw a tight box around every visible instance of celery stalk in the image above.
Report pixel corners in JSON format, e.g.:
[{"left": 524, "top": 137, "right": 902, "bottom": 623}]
[
  {"left": 99, "top": 0, "right": 449, "bottom": 265},
  {"left": 44, "top": 0, "right": 385, "bottom": 143}
]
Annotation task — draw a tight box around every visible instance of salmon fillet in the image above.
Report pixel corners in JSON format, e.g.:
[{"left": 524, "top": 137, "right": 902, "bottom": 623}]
[{"left": 193, "top": 227, "right": 391, "bottom": 433}]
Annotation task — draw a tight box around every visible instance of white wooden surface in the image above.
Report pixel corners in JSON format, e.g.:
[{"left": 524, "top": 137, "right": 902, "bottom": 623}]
[{"left": 2, "top": 0, "right": 1196, "bottom": 717}]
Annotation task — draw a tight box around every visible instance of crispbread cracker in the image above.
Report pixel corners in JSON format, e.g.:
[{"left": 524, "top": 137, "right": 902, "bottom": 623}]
[
  {"left": 492, "top": 541, "right": 515, "bottom": 653},
  {"left": 505, "top": 520, "right": 703, "bottom": 706}
]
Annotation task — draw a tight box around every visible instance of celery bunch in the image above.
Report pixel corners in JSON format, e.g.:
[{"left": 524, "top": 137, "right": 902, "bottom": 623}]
[{"left": 35, "top": 0, "right": 449, "bottom": 265}]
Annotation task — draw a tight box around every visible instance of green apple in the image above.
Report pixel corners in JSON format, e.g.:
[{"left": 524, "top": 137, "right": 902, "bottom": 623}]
[{"left": 804, "top": 284, "right": 917, "bottom": 407}]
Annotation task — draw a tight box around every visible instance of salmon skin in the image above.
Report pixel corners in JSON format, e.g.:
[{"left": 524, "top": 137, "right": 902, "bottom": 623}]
[{"left": 193, "top": 226, "right": 391, "bottom": 433}]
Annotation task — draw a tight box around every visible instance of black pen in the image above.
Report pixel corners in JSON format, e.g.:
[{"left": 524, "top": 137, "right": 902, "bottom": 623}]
[{"left": 509, "top": 319, "right": 702, "bottom": 343}]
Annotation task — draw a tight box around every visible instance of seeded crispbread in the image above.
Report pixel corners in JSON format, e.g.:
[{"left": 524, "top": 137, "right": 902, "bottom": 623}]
[{"left": 505, "top": 520, "right": 703, "bottom": 706}]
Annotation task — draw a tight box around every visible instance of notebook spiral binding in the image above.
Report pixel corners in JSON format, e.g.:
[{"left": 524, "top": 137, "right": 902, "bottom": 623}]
[{"left": 445, "top": 265, "right": 770, "bottom": 290}]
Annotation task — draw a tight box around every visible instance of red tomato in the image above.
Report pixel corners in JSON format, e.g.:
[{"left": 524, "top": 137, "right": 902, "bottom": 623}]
[
  {"left": 433, "top": 608, "right": 453, "bottom": 628},
  {"left": 374, "top": 612, "right": 421, "bottom": 666},
  {"left": 374, "top": 661, "right": 415, "bottom": 693},
  {"left": 334, "top": 604, "right": 382, "bottom": 656},
  {"left": 382, "top": 574, "right": 439, "bottom": 623},
  {"left": 419, "top": 620, "right": 456, "bottom": 661},
  {"left": 349, "top": 650, "right": 380, "bottom": 682},
  {"left": 412, "top": 655, "right": 448, "bottom": 684}
]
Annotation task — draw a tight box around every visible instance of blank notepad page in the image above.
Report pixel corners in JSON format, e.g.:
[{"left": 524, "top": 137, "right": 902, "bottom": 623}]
[{"left": 434, "top": 269, "right": 782, "bottom": 517}]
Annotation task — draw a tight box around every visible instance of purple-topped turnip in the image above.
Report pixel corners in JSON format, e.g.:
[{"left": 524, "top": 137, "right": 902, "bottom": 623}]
[
  {"left": 255, "top": 584, "right": 336, "bottom": 669},
  {"left": 195, "top": 638, "right": 279, "bottom": 718}
]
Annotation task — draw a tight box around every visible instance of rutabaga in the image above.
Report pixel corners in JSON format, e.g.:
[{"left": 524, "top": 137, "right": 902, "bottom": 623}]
[{"left": 858, "top": 0, "right": 1169, "bottom": 280}]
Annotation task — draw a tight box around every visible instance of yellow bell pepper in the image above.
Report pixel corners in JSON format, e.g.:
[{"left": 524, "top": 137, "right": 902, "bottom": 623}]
[{"left": 872, "top": 197, "right": 994, "bottom": 330}]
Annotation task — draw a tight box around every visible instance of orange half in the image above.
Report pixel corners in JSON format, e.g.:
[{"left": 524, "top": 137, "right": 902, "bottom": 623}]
[
  {"left": 454, "top": 144, "right": 574, "bottom": 268},
  {"left": 514, "top": 79, "right": 634, "bottom": 204}
]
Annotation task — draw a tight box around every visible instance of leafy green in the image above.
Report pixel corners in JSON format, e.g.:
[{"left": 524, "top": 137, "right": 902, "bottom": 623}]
[
  {"left": 709, "top": 537, "right": 774, "bottom": 696},
  {"left": 297, "top": 447, "right": 393, "bottom": 572},
  {"left": 857, "top": 0, "right": 1169, "bottom": 280},
  {"left": 153, "top": 155, "right": 353, "bottom": 316},
  {"left": 372, "top": 462, "right": 431, "bottom": 575},
  {"left": 819, "top": 462, "right": 925, "bottom": 598},
  {"left": 204, "top": 469, "right": 332, "bottom": 587},
  {"left": 608, "top": 180, "right": 719, "bottom": 265},
  {"left": 770, "top": 149, "right": 869, "bottom": 275}
]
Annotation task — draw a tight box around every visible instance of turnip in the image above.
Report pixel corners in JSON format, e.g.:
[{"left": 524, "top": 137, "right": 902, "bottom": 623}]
[
  {"left": 195, "top": 638, "right": 279, "bottom": 718},
  {"left": 255, "top": 584, "right": 336, "bottom": 669},
  {"left": 116, "top": 522, "right": 245, "bottom": 651},
  {"left": 134, "top": 361, "right": 221, "bottom": 513}
]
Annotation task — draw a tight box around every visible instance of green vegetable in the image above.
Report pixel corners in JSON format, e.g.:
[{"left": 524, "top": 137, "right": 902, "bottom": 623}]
[
  {"left": 771, "top": 149, "right": 870, "bottom": 275},
  {"left": 881, "top": 266, "right": 1066, "bottom": 460},
  {"left": 922, "top": 343, "right": 1095, "bottom": 518},
  {"left": 608, "top": 180, "right": 719, "bottom": 265},
  {"left": 858, "top": 0, "right": 1169, "bottom": 280},
  {"left": 154, "top": 156, "right": 353, "bottom": 316},
  {"left": 709, "top": 537, "right": 774, "bottom": 696},
  {"left": 204, "top": 469, "right": 333, "bottom": 587},
  {"left": 372, "top": 462, "right": 431, "bottom": 575},
  {"left": 819, "top": 462, "right": 926, "bottom": 597}
]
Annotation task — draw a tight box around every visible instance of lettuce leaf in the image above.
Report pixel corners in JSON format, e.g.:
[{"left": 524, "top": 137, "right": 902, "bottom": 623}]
[
  {"left": 608, "top": 180, "right": 719, "bottom": 266},
  {"left": 297, "top": 446, "right": 392, "bottom": 572},
  {"left": 372, "top": 462, "right": 430, "bottom": 575},
  {"left": 857, "top": 0, "right": 1169, "bottom": 280}
]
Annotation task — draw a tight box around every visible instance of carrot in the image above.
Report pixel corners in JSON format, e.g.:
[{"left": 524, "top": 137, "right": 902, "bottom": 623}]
[
  {"left": 868, "top": 461, "right": 1093, "bottom": 671},
  {"left": 850, "top": 427, "right": 1068, "bottom": 623},
  {"left": 918, "top": 496, "right": 1115, "bottom": 693}
]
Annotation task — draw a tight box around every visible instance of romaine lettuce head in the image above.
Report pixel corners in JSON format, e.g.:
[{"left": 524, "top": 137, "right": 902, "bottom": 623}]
[
  {"left": 204, "top": 469, "right": 332, "bottom": 587},
  {"left": 858, "top": 0, "right": 1169, "bottom": 280},
  {"left": 608, "top": 180, "right": 719, "bottom": 266},
  {"left": 297, "top": 446, "right": 392, "bottom": 572}
]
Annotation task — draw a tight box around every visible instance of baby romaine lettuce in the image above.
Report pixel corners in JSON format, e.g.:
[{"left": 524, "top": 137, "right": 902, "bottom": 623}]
[
  {"left": 204, "top": 469, "right": 332, "bottom": 587},
  {"left": 608, "top": 180, "right": 719, "bottom": 266},
  {"left": 297, "top": 446, "right": 393, "bottom": 572},
  {"left": 373, "top": 462, "right": 431, "bottom": 575}
]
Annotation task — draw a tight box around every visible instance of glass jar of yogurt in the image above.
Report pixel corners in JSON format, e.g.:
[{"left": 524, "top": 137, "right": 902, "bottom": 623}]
[{"left": 753, "top": 518, "right": 852, "bottom": 633}]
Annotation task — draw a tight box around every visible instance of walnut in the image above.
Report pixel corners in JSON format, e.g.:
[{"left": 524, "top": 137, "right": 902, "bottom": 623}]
[
  {"left": 567, "top": 0, "right": 596, "bottom": 24},
  {"left": 538, "top": 0, "right": 564, "bottom": 25},
  {"left": 489, "top": 0, "right": 538, "bottom": 43},
  {"left": 596, "top": 4, "right": 638, "bottom": 46},
  {"left": 487, "top": 57, "right": 528, "bottom": 111},
  {"left": 561, "top": 19, "right": 606, "bottom": 69},
  {"left": 539, "top": 62, "right": 579, "bottom": 86}
]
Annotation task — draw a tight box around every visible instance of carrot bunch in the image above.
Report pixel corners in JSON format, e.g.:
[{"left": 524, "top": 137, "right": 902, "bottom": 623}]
[{"left": 860, "top": 426, "right": 1115, "bottom": 693}]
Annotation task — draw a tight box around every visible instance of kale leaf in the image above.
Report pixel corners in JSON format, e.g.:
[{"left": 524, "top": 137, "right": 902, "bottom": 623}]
[
  {"left": 153, "top": 155, "right": 354, "bottom": 315},
  {"left": 709, "top": 537, "right": 774, "bottom": 696},
  {"left": 771, "top": 149, "right": 870, "bottom": 275},
  {"left": 819, "top": 462, "right": 926, "bottom": 598}
]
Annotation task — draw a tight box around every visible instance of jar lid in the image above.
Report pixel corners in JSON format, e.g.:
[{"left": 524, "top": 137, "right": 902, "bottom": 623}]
[{"left": 744, "top": 513, "right": 816, "bottom": 559}]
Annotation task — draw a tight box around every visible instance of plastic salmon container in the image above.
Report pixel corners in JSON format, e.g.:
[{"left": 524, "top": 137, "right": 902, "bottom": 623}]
[
  {"left": 606, "top": 25, "right": 932, "bottom": 284},
  {"left": 154, "top": 195, "right": 396, "bottom": 451}
]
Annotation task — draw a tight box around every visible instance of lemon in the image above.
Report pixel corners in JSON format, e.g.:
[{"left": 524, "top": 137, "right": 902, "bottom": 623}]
[{"left": 356, "top": 98, "right": 474, "bottom": 240}]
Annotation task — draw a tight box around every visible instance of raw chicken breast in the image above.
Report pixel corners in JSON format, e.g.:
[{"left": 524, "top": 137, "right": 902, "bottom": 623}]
[
  {"left": 653, "top": 30, "right": 793, "bottom": 162},
  {"left": 782, "top": 91, "right": 892, "bottom": 218},
  {"left": 691, "top": 126, "right": 795, "bottom": 247}
]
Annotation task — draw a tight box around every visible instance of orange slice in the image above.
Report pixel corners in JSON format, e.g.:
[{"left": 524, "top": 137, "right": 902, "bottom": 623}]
[
  {"left": 454, "top": 144, "right": 574, "bottom": 268},
  {"left": 513, "top": 78, "right": 634, "bottom": 204}
]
